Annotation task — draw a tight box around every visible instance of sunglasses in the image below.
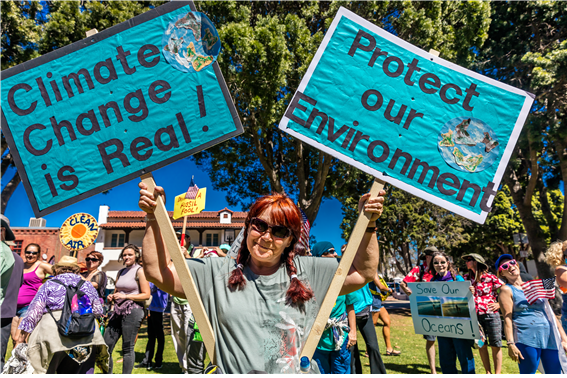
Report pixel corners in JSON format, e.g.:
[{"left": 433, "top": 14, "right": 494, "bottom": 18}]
[
  {"left": 85, "top": 257, "right": 99, "bottom": 262},
  {"left": 25, "top": 251, "right": 39, "bottom": 255},
  {"left": 433, "top": 261, "right": 447, "bottom": 265},
  {"left": 250, "top": 217, "right": 291, "bottom": 239},
  {"left": 498, "top": 259, "right": 517, "bottom": 272},
  {"left": 465, "top": 258, "right": 475, "bottom": 262}
]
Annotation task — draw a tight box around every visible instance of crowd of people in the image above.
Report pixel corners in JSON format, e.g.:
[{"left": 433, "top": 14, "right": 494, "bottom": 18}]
[{"left": 1, "top": 190, "right": 567, "bottom": 374}]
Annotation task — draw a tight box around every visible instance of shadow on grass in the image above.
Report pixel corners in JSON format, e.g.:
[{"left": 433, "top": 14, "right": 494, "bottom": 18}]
[{"left": 384, "top": 362, "right": 432, "bottom": 374}]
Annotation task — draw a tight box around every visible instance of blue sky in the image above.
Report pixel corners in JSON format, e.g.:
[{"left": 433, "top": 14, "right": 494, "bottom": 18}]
[{"left": 2, "top": 157, "right": 348, "bottom": 251}]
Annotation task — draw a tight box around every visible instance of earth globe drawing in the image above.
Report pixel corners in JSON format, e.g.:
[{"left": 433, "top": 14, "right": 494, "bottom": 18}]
[
  {"left": 437, "top": 117, "right": 500, "bottom": 173},
  {"left": 162, "top": 11, "right": 221, "bottom": 73}
]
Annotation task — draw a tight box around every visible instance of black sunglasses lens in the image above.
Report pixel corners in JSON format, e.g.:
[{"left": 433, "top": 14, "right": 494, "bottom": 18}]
[
  {"left": 271, "top": 225, "right": 290, "bottom": 238},
  {"left": 251, "top": 218, "right": 268, "bottom": 233},
  {"left": 25, "top": 252, "right": 38, "bottom": 255}
]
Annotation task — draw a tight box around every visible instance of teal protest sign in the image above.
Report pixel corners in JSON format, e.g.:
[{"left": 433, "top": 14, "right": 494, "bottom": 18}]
[
  {"left": 1, "top": 1, "right": 242, "bottom": 217},
  {"left": 408, "top": 281, "right": 480, "bottom": 340},
  {"left": 280, "top": 7, "right": 534, "bottom": 223}
]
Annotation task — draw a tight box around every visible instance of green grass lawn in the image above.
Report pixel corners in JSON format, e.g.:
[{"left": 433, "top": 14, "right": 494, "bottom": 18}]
[
  {"left": 363, "top": 307, "right": 521, "bottom": 374},
  {"left": 8, "top": 308, "right": 523, "bottom": 374}
]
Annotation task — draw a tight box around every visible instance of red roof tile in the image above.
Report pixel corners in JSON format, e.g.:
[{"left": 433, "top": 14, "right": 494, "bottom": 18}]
[{"left": 100, "top": 221, "right": 245, "bottom": 229}]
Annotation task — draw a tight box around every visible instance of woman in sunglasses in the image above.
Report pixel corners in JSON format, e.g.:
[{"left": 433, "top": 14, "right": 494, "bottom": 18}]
[
  {"left": 545, "top": 240, "right": 567, "bottom": 331},
  {"left": 462, "top": 253, "right": 503, "bottom": 374},
  {"left": 497, "top": 254, "right": 567, "bottom": 374},
  {"left": 81, "top": 251, "right": 107, "bottom": 300},
  {"left": 427, "top": 251, "right": 475, "bottom": 373},
  {"left": 12, "top": 243, "right": 53, "bottom": 345},
  {"left": 138, "top": 184, "right": 384, "bottom": 374}
]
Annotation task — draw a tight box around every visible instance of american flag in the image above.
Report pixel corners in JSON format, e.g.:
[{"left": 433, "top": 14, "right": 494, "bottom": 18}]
[
  {"left": 298, "top": 209, "right": 311, "bottom": 251},
  {"left": 521, "top": 277, "right": 556, "bottom": 305},
  {"left": 185, "top": 176, "right": 199, "bottom": 199}
]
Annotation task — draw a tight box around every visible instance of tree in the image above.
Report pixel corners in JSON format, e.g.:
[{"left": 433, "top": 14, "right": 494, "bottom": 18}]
[
  {"left": 451, "top": 185, "right": 525, "bottom": 272},
  {"left": 192, "top": 1, "right": 491, "bottom": 223},
  {"left": 1, "top": 0, "right": 165, "bottom": 213},
  {"left": 339, "top": 179, "right": 470, "bottom": 277},
  {"left": 475, "top": 2, "right": 567, "bottom": 278}
]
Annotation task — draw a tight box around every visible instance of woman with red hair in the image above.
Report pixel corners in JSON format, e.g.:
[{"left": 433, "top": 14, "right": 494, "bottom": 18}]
[{"left": 139, "top": 184, "right": 384, "bottom": 374}]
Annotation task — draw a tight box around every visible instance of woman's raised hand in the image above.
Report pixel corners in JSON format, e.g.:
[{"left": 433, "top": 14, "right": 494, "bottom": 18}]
[
  {"left": 138, "top": 182, "right": 165, "bottom": 214},
  {"left": 358, "top": 189, "right": 387, "bottom": 221}
]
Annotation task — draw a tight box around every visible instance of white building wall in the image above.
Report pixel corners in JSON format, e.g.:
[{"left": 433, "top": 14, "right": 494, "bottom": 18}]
[
  {"left": 219, "top": 211, "right": 231, "bottom": 224},
  {"left": 129, "top": 230, "right": 145, "bottom": 246}
]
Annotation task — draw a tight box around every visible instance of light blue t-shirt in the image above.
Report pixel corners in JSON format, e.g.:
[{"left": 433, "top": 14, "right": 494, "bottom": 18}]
[{"left": 346, "top": 284, "right": 373, "bottom": 314}]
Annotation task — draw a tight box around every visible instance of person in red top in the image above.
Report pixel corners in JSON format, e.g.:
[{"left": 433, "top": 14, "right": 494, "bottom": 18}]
[
  {"left": 400, "top": 246, "right": 437, "bottom": 374},
  {"left": 462, "top": 253, "right": 503, "bottom": 374}
]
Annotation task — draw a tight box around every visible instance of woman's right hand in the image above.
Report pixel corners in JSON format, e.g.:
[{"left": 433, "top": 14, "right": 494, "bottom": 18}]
[
  {"left": 138, "top": 182, "right": 165, "bottom": 214},
  {"left": 508, "top": 344, "right": 523, "bottom": 362}
]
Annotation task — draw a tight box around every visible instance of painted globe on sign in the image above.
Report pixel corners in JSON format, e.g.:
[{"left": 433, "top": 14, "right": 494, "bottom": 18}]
[
  {"left": 161, "top": 11, "right": 221, "bottom": 73},
  {"left": 437, "top": 117, "right": 500, "bottom": 174}
]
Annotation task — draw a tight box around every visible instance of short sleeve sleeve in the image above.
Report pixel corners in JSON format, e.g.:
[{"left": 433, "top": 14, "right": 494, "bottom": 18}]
[{"left": 403, "top": 266, "right": 420, "bottom": 283}]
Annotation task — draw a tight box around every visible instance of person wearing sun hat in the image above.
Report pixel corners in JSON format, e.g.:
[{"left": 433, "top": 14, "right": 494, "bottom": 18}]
[
  {"left": 462, "top": 252, "right": 503, "bottom": 374},
  {"left": 496, "top": 253, "right": 567, "bottom": 373},
  {"left": 16, "top": 255, "right": 108, "bottom": 373}
]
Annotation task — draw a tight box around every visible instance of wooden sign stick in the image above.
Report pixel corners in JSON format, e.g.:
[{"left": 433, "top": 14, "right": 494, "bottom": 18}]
[
  {"left": 141, "top": 173, "right": 216, "bottom": 364},
  {"left": 300, "top": 178, "right": 385, "bottom": 360},
  {"left": 181, "top": 215, "right": 188, "bottom": 248}
]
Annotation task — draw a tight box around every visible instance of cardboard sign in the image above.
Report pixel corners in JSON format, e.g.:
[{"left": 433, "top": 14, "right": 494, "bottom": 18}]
[
  {"left": 279, "top": 7, "right": 534, "bottom": 223},
  {"left": 408, "top": 281, "right": 480, "bottom": 340},
  {"left": 173, "top": 187, "right": 206, "bottom": 219},
  {"left": 59, "top": 212, "right": 99, "bottom": 251},
  {"left": 1, "top": 1, "right": 242, "bottom": 217}
]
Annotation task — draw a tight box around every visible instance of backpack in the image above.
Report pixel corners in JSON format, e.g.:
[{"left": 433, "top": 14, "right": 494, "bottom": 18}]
[{"left": 48, "top": 279, "right": 96, "bottom": 338}]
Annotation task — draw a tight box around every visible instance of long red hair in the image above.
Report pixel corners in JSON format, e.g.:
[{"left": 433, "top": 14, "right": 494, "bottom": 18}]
[{"left": 228, "top": 193, "right": 314, "bottom": 305}]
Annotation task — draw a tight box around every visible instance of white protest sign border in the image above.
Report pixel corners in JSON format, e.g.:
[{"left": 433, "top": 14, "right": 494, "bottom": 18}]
[
  {"left": 408, "top": 281, "right": 480, "bottom": 340},
  {"left": 279, "top": 6, "right": 534, "bottom": 224}
]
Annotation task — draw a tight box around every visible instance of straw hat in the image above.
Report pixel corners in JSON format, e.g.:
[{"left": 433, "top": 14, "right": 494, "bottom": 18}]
[{"left": 53, "top": 255, "right": 80, "bottom": 269}]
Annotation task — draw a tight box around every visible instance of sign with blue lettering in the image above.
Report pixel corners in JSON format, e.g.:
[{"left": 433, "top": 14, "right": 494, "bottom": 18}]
[
  {"left": 408, "top": 281, "right": 479, "bottom": 340},
  {"left": 279, "top": 7, "right": 534, "bottom": 223},
  {"left": 1, "top": 1, "right": 242, "bottom": 217}
]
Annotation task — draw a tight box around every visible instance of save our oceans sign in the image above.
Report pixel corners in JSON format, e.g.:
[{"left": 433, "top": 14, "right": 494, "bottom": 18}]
[
  {"left": 1, "top": 1, "right": 242, "bottom": 217},
  {"left": 408, "top": 281, "right": 480, "bottom": 340},
  {"left": 279, "top": 7, "right": 534, "bottom": 223}
]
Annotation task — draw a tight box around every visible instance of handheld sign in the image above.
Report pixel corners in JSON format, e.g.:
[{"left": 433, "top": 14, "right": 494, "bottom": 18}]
[
  {"left": 59, "top": 212, "right": 99, "bottom": 256},
  {"left": 173, "top": 188, "right": 206, "bottom": 219},
  {"left": 408, "top": 281, "right": 480, "bottom": 340},
  {"left": 1, "top": 1, "right": 242, "bottom": 217},
  {"left": 279, "top": 7, "right": 534, "bottom": 224}
]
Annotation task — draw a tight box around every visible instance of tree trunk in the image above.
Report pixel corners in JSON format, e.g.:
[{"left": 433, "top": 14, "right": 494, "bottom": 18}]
[{"left": 1, "top": 171, "right": 21, "bottom": 213}]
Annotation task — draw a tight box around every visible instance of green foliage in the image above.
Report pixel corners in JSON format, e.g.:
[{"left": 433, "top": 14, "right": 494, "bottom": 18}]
[
  {"left": 192, "top": 1, "right": 491, "bottom": 223},
  {"left": 475, "top": 1, "right": 567, "bottom": 278},
  {"left": 341, "top": 184, "right": 470, "bottom": 275}
]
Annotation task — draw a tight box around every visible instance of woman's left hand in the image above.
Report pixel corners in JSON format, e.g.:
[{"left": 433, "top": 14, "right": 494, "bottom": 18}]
[
  {"left": 358, "top": 190, "right": 386, "bottom": 221},
  {"left": 487, "top": 302, "right": 500, "bottom": 312},
  {"left": 347, "top": 330, "right": 357, "bottom": 348},
  {"left": 562, "top": 340, "right": 567, "bottom": 354},
  {"left": 113, "top": 293, "right": 127, "bottom": 300},
  {"left": 16, "top": 331, "right": 29, "bottom": 345}
]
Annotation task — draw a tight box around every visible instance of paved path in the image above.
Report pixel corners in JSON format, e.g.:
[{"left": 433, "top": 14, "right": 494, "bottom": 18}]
[{"left": 382, "top": 299, "right": 411, "bottom": 315}]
